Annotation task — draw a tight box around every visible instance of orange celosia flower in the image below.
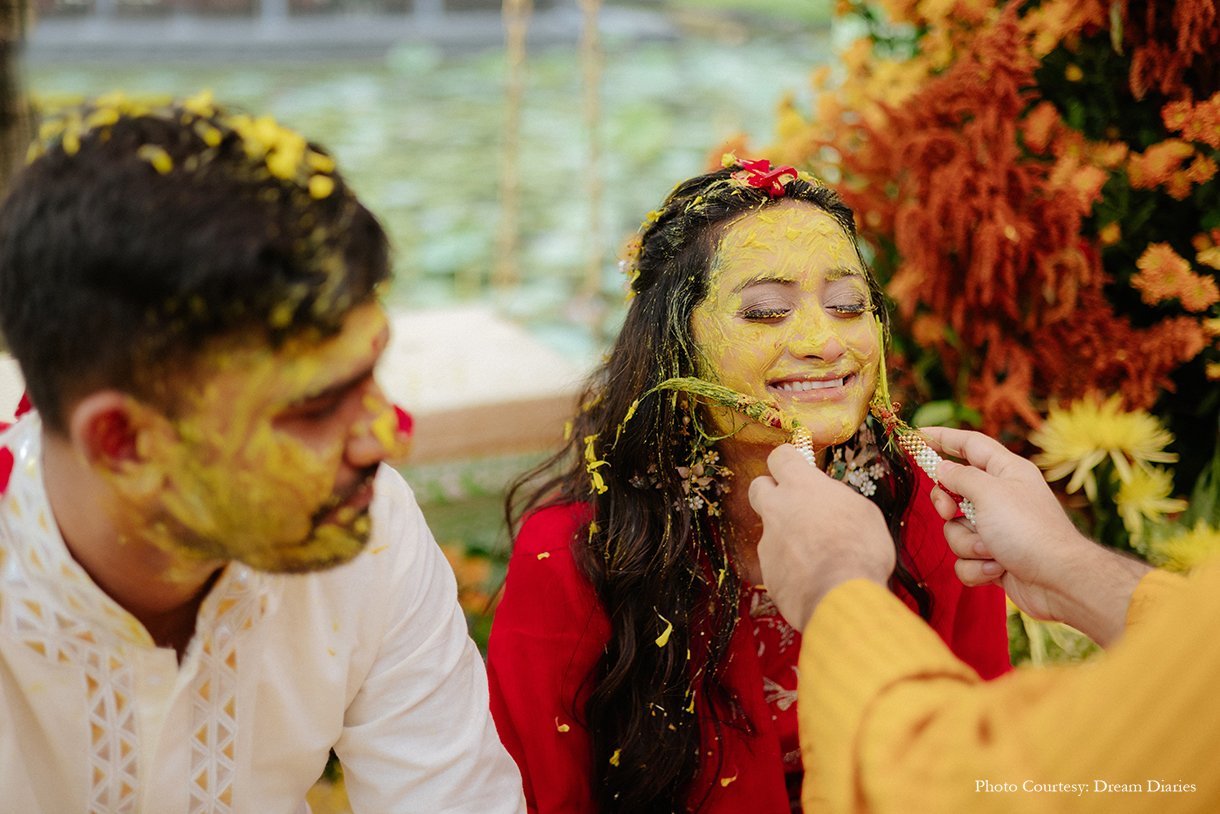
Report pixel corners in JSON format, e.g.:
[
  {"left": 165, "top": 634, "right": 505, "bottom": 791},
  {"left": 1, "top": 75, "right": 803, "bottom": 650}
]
[
  {"left": 1124, "top": 0, "right": 1220, "bottom": 101},
  {"left": 911, "top": 313, "right": 947, "bottom": 347}
]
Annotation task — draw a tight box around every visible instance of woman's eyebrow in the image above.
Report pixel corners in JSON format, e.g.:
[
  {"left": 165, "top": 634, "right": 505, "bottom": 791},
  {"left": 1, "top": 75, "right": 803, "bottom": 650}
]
[
  {"left": 824, "top": 266, "right": 866, "bottom": 282},
  {"left": 732, "top": 275, "right": 795, "bottom": 294},
  {"left": 731, "top": 266, "right": 865, "bottom": 294}
]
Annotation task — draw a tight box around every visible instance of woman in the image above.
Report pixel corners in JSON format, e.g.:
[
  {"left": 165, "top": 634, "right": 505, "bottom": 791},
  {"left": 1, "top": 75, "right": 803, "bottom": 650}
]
[{"left": 487, "top": 158, "right": 1009, "bottom": 814}]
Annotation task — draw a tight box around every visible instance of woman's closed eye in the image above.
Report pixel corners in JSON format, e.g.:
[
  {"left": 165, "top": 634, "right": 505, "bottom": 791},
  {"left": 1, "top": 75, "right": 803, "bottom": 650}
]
[
  {"left": 740, "top": 305, "right": 791, "bottom": 321},
  {"left": 827, "top": 300, "right": 873, "bottom": 316}
]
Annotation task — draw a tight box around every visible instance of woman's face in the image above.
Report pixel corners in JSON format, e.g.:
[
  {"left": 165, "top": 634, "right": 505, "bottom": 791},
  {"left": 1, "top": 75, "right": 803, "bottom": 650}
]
[{"left": 690, "top": 201, "right": 881, "bottom": 454}]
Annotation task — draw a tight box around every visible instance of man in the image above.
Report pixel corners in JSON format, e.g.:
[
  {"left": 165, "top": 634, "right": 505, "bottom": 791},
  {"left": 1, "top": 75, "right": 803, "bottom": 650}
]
[
  {"left": 749, "top": 428, "right": 1218, "bottom": 813},
  {"left": 0, "top": 93, "right": 525, "bottom": 813}
]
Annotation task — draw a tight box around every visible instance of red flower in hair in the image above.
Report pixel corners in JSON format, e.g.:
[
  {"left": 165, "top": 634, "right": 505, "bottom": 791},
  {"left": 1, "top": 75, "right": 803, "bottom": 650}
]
[{"left": 731, "top": 158, "right": 799, "bottom": 197}]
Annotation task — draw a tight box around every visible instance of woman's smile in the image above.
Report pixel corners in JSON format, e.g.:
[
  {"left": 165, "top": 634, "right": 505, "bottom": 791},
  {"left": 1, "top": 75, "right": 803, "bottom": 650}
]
[{"left": 768, "top": 371, "right": 858, "bottom": 399}]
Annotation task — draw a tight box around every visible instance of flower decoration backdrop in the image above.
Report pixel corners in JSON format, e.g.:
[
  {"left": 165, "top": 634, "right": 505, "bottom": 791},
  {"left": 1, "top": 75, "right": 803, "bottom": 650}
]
[{"left": 762, "top": 0, "right": 1220, "bottom": 658}]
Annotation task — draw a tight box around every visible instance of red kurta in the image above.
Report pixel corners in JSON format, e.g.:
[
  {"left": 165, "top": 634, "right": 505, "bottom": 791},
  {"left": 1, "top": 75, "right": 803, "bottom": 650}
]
[{"left": 487, "top": 468, "right": 1010, "bottom": 813}]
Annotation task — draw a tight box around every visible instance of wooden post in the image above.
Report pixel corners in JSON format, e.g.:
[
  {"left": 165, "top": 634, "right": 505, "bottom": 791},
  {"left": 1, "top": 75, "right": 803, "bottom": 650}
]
[
  {"left": 578, "top": 0, "right": 602, "bottom": 301},
  {"left": 493, "top": 0, "right": 530, "bottom": 293}
]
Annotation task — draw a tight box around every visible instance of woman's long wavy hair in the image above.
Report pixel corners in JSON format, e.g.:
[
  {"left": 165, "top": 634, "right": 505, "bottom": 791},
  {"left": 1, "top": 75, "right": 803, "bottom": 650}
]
[{"left": 506, "top": 166, "right": 932, "bottom": 813}]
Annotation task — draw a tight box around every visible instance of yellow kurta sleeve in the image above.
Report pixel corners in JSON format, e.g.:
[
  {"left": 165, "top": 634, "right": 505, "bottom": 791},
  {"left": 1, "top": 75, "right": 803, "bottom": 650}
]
[{"left": 799, "top": 566, "right": 1220, "bottom": 813}]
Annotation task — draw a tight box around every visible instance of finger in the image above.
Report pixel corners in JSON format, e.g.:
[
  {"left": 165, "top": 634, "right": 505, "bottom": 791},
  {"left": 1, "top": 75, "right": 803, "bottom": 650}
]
[
  {"left": 923, "top": 426, "right": 1017, "bottom": 475},
  {"left": 942, "top": 516, "right": 983, "bottom": 558},
  {"left": 954, "top": 557, "right": 1004, "bottom": 588},
  {"left": 934, "top": 459, "right": 1000, "bottom": 508},
  {"left": 929, "top": 486, "right": 959, "bottom": 521},
  {"left": 747, "top": 473, "right": 778, "bottom": 514},
  {"left": 767, "top": 443, "right": 827, "bottom": 483}
]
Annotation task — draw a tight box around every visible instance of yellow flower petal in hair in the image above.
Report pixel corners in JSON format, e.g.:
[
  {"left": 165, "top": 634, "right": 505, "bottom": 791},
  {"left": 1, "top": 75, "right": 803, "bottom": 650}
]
[
  {"left": 306, "top": 150, "right": 336, "bottom": 174},
  {"left": 309, "top": 175, "right": 336, "bottom": 200},
  {"left": 584, "top": 433, "right": 610, "bottom": 494},
  {"left": 655, "top": 614, "right": 673, "bottom": 647},
  {"left": 182, "top": 88, "right": 216, "bottom": 118},
  {"left": 137, "top": 144, "right": 174, "bottom": 175}
]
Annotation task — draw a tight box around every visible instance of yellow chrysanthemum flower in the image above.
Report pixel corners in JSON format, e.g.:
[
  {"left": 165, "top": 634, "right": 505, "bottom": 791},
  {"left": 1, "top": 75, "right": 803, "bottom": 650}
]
[
  {"left": 1114, "top": 466, "right": 1188, "bottom": 541},
  {"left": 1029, "top": 395, "right": 1177, "bottom": 501},
  {"left": 1148, "top": 521, "right": 1220, "bottom": 572}
]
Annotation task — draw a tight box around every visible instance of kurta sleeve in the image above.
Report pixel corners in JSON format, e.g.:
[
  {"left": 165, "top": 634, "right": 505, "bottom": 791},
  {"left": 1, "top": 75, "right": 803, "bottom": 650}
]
[
  {"left": 900, "top": 469, "right": 1011, "bottom": 679},
  {"left": 799, "top": 563, "right": 1220, "bottom": 813},
  {"left": 487, "top": 505, "right": 611, "bottom": 814}
]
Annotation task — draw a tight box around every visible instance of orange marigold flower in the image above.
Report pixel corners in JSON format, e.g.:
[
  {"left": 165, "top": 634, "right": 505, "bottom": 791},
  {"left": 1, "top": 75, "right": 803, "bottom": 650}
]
[
  {"left": 1186, "top": 154, "right": 1218, "bottom": 185},
  {"left": 1127, "top": 139, "right": 1195, "bottom": 189},
  {"left": 1180, "top": 275, "right": 1220, "bottom": 313},
  {"left": 1208, "top": 362, "right": 1220, "bottom": 380},
  {"left": 1164, "top": 170, "right": 1195, "bottom": 201},
  {"left": 1091, "top": 141, "right": 1129, "bottom": 169},
  {"left": 1198, "top": 246, "right": 1220, "bottom": 270},
  {"left": 1131, "top": 242, "right": 1192, "bottom": 305},
  {"left": 1099, "top": 222, "right": 1121, "bottom": 246},
  {"left": 1194, "top": 232, "right": 1215, "bottom": 253},
  {"left": 1022, "top": 101, "right": 1059, "bottom": 154},
  {"left": 1069, "top": 164, "right": 1109, "bottom": 209},
  {"left": 1162, "top": 100, "right": 1193, "bottom": 133},
  {"left": 1164, "top": 91, "right": 1220, "bottom": 149}
]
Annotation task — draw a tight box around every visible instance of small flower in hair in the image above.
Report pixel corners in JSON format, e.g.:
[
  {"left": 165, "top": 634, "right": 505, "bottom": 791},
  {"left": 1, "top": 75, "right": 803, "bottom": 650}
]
[
  {"left": 619, "top": 236, "right": 643, "bottom": 300},
  {"left": 723, "top": 154, "right": 799, "bottom": 198}
]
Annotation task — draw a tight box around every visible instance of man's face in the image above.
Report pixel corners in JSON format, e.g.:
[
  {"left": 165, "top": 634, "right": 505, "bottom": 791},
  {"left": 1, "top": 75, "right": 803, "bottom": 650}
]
[{"left": 125, "top": 302, "right": 402, "bottom": 574}]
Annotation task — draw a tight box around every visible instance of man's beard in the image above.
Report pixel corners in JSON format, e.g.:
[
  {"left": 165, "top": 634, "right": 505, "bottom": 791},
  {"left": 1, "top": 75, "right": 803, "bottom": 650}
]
[{"left": 155, "top": 465, "right": 380, "bottom": 575}]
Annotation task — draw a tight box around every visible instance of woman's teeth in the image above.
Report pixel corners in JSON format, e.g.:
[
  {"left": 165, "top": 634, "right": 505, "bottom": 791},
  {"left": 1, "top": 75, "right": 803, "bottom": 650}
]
[{"left": 774, "top": 377, "right": 845, "bottom": 392}]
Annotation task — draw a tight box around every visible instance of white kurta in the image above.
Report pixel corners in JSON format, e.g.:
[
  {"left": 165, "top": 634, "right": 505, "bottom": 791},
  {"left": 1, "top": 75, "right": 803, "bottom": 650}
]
[{"left": 0, "top": 416, "right": 526, "bottom": 814}]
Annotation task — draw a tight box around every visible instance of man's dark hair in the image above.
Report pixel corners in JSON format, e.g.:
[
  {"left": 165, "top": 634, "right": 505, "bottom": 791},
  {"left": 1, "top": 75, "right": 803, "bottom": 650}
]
[{"left": 0, "top": 96, "right": 390, "bottom": 433}]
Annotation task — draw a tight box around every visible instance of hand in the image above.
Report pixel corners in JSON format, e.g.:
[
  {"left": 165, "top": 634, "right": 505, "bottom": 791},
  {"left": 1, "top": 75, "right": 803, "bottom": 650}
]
[
  {"left": 923, "top": 426, "right": 1152, "bottom": 647},
  {"left": 748, "top": 444, "right": 895, "bottom": 631}
]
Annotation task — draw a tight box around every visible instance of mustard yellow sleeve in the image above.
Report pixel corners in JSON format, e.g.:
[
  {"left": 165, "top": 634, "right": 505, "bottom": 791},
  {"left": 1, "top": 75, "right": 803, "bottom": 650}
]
[
  {"left": 1124, "top": 567, "right": 1186, "bottom": 630},
  {"left": 799, "top": 567, "right": 1220, "bottom": 813}
]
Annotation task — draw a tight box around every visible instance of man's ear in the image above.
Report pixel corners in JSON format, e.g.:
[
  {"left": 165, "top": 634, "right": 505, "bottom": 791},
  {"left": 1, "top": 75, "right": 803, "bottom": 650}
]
[{"left": 66, "top": 391, "right": 155, "bottom": 470}]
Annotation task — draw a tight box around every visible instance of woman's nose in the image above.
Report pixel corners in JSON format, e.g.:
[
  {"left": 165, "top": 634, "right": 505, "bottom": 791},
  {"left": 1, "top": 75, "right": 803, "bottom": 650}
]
[{"left": 788, "top": 307, "right": 845, "bottom": 362}]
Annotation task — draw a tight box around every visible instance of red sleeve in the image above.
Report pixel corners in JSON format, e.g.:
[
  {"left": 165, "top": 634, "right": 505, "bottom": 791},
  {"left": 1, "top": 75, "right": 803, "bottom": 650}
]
[
  {"left": 486, "top": 504, "right": 611, "bottom": 814},
  {"left": 897, "top": 468, "right": 1012, "bottom": 679}
]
